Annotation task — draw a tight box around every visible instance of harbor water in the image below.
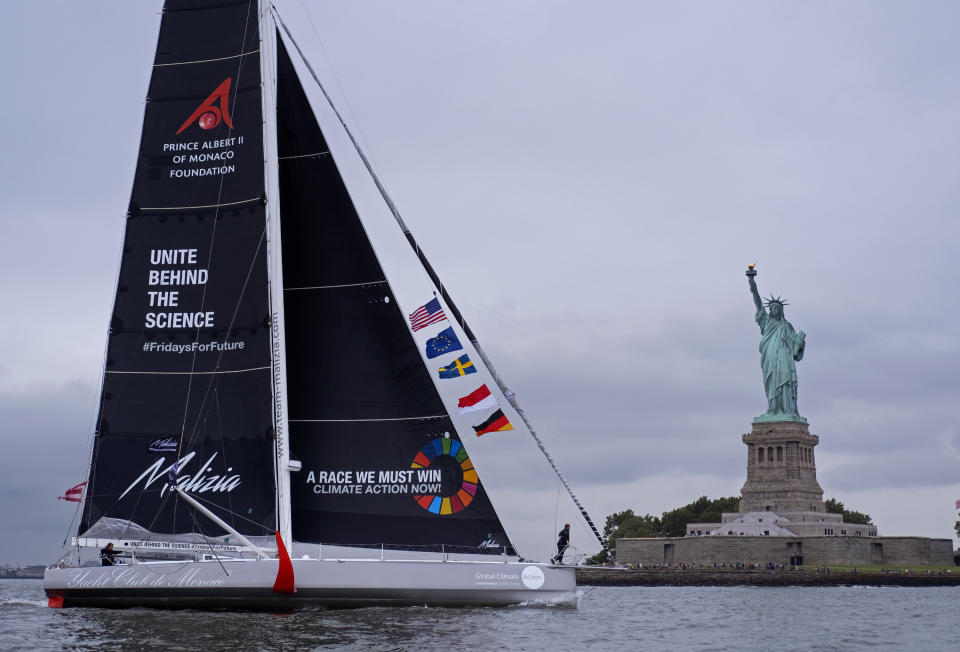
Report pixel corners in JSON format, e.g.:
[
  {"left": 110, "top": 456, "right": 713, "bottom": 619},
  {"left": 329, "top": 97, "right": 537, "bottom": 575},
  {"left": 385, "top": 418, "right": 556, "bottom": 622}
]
[{"left": 1, "top": 578, "right": 954, "bottom": 650}]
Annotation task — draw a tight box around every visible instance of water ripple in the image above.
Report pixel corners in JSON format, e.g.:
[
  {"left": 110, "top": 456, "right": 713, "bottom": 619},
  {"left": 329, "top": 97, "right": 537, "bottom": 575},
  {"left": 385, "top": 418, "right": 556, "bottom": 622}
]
[{"left": 2, "top": 579, "right": 958, "bottom": 651}]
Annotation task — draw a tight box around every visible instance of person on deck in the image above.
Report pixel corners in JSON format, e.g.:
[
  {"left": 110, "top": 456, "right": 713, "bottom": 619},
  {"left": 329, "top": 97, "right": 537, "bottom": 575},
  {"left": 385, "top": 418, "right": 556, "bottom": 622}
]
[
  {"left": 552, "top": 524, "right": 571, "bottom": 564},
  {"left": 100, "top": 542, "right": 120, "bottom": 566}
]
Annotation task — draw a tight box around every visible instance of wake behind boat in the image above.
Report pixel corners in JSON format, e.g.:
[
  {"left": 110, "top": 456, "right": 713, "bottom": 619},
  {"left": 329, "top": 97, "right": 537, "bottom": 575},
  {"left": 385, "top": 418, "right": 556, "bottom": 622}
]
[{"left": 45, "top": 0, "right": 601, "bottom": 608}]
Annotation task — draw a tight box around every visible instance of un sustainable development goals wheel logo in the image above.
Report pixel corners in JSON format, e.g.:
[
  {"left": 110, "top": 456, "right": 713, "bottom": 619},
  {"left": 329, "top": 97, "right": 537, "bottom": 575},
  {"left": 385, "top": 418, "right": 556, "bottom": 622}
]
[{"left": 410, "top": 438, "right": 479, "bottom": 515}]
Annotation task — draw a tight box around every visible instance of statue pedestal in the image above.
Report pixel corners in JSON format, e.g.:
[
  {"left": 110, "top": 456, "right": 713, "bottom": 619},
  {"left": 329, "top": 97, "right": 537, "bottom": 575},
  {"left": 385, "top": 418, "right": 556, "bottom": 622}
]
[{"left": 739, "top": 420, "right": 824, "bottom": 514}]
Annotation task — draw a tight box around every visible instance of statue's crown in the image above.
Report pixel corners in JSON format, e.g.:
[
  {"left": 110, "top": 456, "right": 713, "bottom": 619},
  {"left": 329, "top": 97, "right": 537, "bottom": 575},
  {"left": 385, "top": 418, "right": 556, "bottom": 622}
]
[{"left": 764, "top": 295, "right": 788, "bottom": 308}]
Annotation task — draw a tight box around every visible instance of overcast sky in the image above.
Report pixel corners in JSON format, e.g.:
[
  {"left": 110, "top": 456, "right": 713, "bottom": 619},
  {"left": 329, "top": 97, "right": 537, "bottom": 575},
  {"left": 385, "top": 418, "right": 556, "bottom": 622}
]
[{"left": 2, "top": 1, "right": 959, "bottom": 564}]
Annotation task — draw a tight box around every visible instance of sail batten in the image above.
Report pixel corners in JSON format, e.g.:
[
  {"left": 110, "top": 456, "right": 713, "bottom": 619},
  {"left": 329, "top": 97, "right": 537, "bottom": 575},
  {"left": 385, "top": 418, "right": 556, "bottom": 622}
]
[
  {"left": 289, "top": 416, "right": 448, "bottom": 423},
  {"left": 284, "top": 280, "right": 387, "bottom": 291},
  {"left": 135, "top": 197, "right": 263, "bottom": 212},
  {"left": 105, "top": 367, "right": 270, "bottom": 375},
  {"left": 153, "top": 48, "right": 261, "bottom": 68}
]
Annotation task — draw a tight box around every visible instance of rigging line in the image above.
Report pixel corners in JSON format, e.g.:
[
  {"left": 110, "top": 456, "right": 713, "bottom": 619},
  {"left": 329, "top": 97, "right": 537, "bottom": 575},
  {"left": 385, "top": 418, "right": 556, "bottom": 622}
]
[
  {"left": 86, "top": 457, "right": 169, "bottom": 539},
  {"left": 294, "top": 0, "right": 384, "bottom": 179},
  {"left": 272, "top": 6, "right": 410, "bottom": 233},
  {"left": 59, "top": 496, "right": 84, "bottom": 550},
  {"left": 177, "top": 0, "right": 258, "bottom": 459},
  {"left": 83, "top": 2, "right": 175, "bottom": 530},
  {"left": 186, "top": 509, "right": 230, "bottom": 576},
  {"left": 137, "top": 197, "right": 261, "bottom": 211},
  {"left": 289, "top": 415, "right": 447, "bottom": 423},
  {"left": 187, "top": 491, "right": 275, "bottom": 532},
  {"left": 106, "top": 367, "right": 270, "bottom": 375},
  {"left": 82, "top": 3, "right": 165, "bottom": 536},
  {"left": 278, "top": 150, "right": 330, "bottom": 160},
  {"left": 275, "top": 6, "right": 609, "bottom": 554},
  {"left": 136, "top": 487, "right": 177, "bottom": 547},
  {"left": 553, "top": 484, "right": 561, "bottom": 548},
  {"left": 80, "top": 202, "right": 135, "bottom": 539},
  {"left": 179, "top": 226, "right": 268, "bottom": 454},
  {"left": 153, "top": 48, "right": 260, "bottom": 67},
  {"left": 214, "top": 389, "right": 235, "bottom": 521},
  {"left": 284, "top": 280, "right": 386, "bottom": 291}
]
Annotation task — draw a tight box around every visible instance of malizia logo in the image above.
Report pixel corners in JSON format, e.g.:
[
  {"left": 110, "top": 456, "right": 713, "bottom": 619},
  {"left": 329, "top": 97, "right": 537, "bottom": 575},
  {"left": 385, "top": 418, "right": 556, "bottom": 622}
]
[
  {"left": 478, "top": 535, "right": 502, "bottom": 549},
  {"left": 120, "top": 451, "right": 241, "bottom": 499},
  {"left": 148, "top": 437, "right": 178, "bottom": 453},
  {"left": 176, "top": 78, "right": 234, "bottom": 135}
]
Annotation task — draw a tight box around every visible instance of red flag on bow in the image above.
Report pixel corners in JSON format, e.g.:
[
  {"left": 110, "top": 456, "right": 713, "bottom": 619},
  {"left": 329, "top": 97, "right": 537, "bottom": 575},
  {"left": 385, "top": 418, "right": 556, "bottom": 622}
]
[{"left": 58, "top": 482, "right": 87, "bottom": 503}]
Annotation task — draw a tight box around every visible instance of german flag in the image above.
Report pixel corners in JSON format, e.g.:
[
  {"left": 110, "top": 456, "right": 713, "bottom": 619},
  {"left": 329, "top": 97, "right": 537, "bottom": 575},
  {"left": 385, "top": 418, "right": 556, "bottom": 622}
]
[{"left": 472, "top": 409, "right": 514, "bottom": 436}]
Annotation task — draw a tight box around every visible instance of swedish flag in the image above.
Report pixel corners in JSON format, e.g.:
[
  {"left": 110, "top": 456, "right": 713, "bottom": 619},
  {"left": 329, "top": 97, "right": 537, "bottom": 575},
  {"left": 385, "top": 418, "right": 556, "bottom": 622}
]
[
  {"left": 425, "top": 327, "right": 463, "bottom": 359},
  {"left": 438, "top": 354, "right": 476, "bottom": 379}
]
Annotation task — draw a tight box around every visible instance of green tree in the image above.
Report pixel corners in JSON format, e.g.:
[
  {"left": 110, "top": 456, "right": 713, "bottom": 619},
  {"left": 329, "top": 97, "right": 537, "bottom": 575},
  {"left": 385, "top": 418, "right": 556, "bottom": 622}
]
[
  {"left": 661, "top": 496, "right": 740, "bottom": 537},
  {"left": 954, "top": 519, "right": 959, "bottom": 539},
  {"left": 603, "top": 509, "right": 662, "bottom": 543},
  {"left": 586, "top": 510, "right": 663, "bottom": 564},
  {"left": 587, "top": 497, "right": 741, "bottom": 563},
  {"left": 824, "top": 497, "right": 872, "bottom": 525}
]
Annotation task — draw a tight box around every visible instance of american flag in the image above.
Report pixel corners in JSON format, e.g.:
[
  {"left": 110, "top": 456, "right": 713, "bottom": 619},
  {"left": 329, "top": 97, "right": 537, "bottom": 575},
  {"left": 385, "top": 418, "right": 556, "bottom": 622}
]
[
  {"left": 955, "top": 499, "right": 960, "bottom": 510},
  {"left": 408, "top": 298, "right": 447, "bottom": 332},
  {"left": 58, "top": 482, "right": 87, "bottom": 503}
]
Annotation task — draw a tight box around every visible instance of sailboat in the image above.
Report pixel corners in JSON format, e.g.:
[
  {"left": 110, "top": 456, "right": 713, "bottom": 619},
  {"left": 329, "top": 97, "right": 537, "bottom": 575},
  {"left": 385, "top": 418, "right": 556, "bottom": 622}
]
[{"left": 44, "top": 0, "right": 605, "bottom": 608}]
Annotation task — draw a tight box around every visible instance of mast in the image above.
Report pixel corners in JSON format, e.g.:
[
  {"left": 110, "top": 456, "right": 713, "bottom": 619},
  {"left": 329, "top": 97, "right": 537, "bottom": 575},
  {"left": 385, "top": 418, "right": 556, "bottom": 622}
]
[{"left": 260, "top": 0, "right": 292, "bottom": 550}]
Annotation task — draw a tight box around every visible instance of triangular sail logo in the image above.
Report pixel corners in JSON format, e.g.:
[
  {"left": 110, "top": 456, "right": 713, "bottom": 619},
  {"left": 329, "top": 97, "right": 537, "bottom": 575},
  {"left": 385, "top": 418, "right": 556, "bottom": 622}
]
[{"left": 176, "top": 78, "right": 234, "bottom": 134}]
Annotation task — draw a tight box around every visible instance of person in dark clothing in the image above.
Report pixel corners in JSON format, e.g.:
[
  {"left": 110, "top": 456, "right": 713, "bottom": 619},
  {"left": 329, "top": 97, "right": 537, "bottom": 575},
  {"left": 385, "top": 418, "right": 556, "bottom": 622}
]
[
  {"left": 552, "top": 524, "right": 571, "bottom": 564},
  {"left": 100, "top": 542, "right": 120, "bottom": 566}
]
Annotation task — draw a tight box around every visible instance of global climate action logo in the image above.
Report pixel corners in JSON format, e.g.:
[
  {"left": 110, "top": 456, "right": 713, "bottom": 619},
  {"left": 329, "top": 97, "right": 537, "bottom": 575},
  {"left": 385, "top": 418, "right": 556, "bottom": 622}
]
[
  {"left": 410, "top": 437, "right": 478, "bottom": 515},
  {"left": 521, "top": 566, "right": 545, "bottom": 590},
  {"left": 176, "top": 78, "right": 234, "bottom": 134}
]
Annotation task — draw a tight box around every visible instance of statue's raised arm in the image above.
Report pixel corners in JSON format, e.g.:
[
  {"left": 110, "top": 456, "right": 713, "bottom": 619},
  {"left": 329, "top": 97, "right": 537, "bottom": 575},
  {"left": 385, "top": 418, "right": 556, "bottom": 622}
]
[
  {"left": 746, "top": 263, "right": 762, "bottom": 313},
  {"left": 745, "top": 264, "right": 806, "bottom": 424}
]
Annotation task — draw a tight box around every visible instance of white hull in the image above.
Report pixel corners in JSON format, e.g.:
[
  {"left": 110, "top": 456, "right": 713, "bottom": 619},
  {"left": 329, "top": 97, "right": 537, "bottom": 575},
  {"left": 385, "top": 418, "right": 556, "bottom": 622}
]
[{"left": 44, "top": 558, "right": 576, "bottom": 609}]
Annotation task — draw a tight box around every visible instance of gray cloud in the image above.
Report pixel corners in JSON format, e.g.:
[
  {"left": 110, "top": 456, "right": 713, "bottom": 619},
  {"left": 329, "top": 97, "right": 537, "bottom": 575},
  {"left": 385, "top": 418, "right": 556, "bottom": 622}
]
[{"left": 2, "top": 0, "right": 960, "bottom": 560}]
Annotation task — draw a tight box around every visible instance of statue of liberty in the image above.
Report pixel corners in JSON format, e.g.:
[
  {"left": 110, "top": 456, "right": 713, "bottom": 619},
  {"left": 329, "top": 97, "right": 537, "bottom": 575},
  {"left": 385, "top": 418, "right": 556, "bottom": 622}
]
[{"left": 746, "top": 265, "right": 806, "bottom": 423}]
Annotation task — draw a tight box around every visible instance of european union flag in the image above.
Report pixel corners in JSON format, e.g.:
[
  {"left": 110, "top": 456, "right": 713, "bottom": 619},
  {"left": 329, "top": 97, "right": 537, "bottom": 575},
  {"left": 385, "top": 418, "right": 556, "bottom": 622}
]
[
  {"left": 438, "top": 354, "right": 476, "bottom": 379},
  {"left": 425, "top": 327, "right": 463, "bottom": 359}
]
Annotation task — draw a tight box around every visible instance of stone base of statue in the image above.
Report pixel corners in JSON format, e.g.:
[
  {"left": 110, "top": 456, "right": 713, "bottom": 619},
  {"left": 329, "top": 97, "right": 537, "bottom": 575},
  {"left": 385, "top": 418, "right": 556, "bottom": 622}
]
[
  {"left": 739, "top": 420, "right": 823, "bottom": 513},
  {"left": 681, "top": 418, "right": 878, "bottom": 540}
]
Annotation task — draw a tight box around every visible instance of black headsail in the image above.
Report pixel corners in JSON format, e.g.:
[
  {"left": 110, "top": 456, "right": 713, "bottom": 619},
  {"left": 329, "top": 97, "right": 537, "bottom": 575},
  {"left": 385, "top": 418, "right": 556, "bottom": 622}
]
[
  {"left": 79, "top": 0, "right": 276, "bottom": 541},
  {"left": 275, "top": 40, "right": 513, "bottom": 554}
]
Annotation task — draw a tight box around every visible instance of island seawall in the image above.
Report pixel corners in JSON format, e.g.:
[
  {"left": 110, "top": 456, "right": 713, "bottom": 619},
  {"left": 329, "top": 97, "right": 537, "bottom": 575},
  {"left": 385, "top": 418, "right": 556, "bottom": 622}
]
[{"left": 576, "top": 567, "right": 960, "bottom": 587}]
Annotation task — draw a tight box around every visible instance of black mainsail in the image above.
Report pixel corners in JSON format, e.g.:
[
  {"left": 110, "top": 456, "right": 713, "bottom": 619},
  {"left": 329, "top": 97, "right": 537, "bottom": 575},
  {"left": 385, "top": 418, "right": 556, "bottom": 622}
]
[
  {"left": 275, "top": 41, "right": 512, "bottom": 553},
  {"left": 80, "top": 0, "right": 276, "bottom": 540}
]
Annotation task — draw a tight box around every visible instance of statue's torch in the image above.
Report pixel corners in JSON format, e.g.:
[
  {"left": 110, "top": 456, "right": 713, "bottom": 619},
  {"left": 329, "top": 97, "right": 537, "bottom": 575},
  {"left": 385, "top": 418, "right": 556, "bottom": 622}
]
[{"left": 746, "top": 263, "right": 757, "bottom": 278}]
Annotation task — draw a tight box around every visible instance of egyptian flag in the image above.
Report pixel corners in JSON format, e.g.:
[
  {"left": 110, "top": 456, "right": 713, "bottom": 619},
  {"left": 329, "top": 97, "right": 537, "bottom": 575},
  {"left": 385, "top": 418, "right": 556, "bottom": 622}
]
[
  {"left": 458, "top": 384, "right": 497, "bottom": 414},
  {"left": 473, "top": 409, "right": 514, "bottom": 436}
]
